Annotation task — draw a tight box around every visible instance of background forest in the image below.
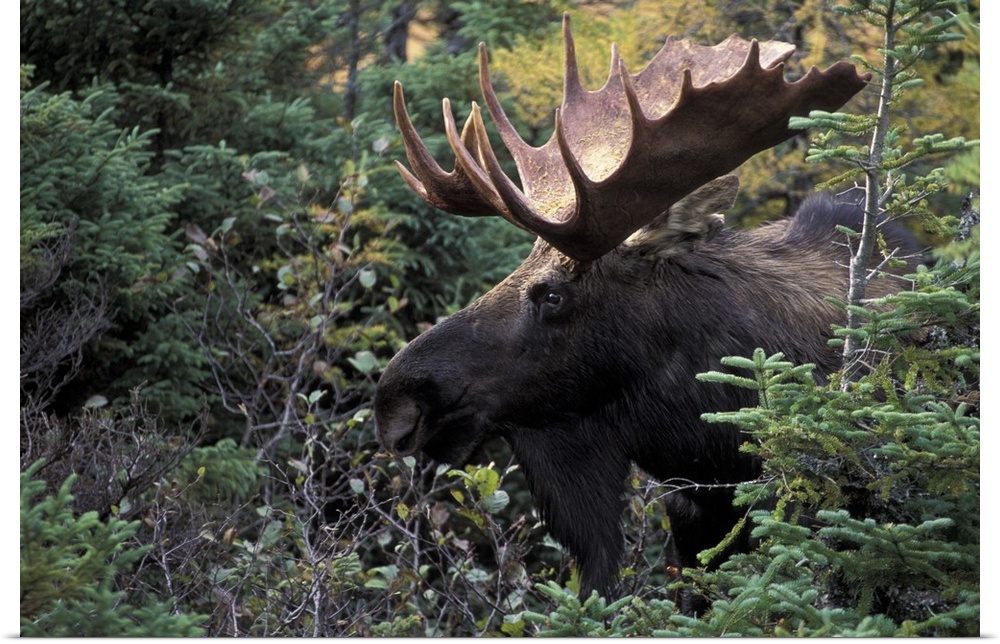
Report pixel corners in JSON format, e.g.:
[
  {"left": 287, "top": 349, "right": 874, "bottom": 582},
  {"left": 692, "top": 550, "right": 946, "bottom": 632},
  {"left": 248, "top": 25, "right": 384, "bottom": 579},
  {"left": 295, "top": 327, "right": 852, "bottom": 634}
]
[{"left": 20, "top": 0, "right": 979, "bottom": 636}]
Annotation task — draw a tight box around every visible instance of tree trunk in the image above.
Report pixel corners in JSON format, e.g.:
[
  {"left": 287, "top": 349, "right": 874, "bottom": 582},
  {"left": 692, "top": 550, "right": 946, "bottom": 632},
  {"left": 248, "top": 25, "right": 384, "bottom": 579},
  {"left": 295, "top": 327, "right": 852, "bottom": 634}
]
[
  {"left": 382, "top": 1, "right": 415, "bottom": 63},
  {"left": 841, "top": 0, "right": 898, "bottom": 383},
  {"left": 344, "top": 0, "right": 362, "bottom": 120}
]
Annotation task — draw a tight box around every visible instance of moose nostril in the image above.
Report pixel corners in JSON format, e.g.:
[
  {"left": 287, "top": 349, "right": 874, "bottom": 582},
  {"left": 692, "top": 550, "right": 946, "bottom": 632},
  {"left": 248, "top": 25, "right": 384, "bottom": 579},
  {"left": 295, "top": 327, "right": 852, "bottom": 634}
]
[
  {"left": 393, "top": 426, "right": 418, "bottom": 455},
  {"left": 374, "top": 397, "right": 423, "bottom": 455}
]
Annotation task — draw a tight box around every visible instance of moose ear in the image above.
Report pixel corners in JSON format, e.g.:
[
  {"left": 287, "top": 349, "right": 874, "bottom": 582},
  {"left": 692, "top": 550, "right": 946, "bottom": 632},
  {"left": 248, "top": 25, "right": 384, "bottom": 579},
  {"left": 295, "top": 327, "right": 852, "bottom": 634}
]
[{"left": 626, "top": 175, "right": 739, "bottom": 256}]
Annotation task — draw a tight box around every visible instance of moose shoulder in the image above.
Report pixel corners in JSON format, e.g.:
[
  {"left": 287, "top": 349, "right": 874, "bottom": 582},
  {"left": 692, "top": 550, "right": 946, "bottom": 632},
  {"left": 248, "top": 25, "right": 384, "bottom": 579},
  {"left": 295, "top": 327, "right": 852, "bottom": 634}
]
[{"left": 374, "top": 16, "right": 918, "bottom": 600}]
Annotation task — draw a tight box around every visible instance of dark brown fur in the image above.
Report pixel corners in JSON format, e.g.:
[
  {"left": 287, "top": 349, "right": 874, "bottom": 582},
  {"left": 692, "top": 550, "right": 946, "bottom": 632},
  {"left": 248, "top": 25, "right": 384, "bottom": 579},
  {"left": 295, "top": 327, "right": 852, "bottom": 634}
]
[{"left": 374, "top": 189, "right": 919, "bottom": 599}]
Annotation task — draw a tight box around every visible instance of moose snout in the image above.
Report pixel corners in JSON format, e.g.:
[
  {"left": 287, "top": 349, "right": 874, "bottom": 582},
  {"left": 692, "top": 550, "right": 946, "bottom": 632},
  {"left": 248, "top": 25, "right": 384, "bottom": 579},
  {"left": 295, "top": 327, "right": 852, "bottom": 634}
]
[
  {"left": 374, "top": 395, "right": 423, "bottom": 456},
  {"left": 373, "top": 305, "right": 497, "bottom": 464}
]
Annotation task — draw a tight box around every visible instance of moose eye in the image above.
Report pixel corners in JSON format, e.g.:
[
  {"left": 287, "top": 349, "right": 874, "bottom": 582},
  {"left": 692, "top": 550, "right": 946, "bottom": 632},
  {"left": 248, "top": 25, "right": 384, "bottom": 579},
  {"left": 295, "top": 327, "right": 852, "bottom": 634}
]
[
  {"left": 537, "top": 289, "right": 570, "bottom": 322},
  {"left": 528, "top": 283, "right": 569, "bottom": 320}
]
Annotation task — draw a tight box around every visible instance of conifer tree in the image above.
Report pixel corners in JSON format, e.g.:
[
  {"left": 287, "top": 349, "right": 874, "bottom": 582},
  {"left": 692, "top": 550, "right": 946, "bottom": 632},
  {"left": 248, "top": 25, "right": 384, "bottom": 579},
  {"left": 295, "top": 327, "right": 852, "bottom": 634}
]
[
  {"left": 787, "top": 0, "right": 977, "bottom": 378},
  {"left": 21, "top": 461, "right": 208, "bottom": 636}
]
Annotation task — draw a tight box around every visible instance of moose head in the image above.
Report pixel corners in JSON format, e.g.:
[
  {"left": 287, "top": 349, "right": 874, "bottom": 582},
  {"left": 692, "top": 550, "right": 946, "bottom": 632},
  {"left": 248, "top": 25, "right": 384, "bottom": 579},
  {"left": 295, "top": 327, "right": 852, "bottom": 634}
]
[{"left": 373, "top": 16, "right": 902, "bottom": 599}]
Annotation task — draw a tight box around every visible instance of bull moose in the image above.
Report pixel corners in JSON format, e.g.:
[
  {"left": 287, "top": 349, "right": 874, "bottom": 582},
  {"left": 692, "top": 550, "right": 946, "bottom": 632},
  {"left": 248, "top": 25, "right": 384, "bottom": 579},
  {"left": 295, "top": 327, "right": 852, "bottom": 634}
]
[{"left": 373, "top": 15, "right": 918, "bottom": 600}]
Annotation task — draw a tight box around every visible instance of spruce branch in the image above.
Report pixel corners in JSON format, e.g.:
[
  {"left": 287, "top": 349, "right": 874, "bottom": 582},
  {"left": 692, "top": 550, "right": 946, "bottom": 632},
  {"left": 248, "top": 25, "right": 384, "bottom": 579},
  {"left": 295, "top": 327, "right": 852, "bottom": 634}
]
[{"left": 793, "top": 0, "right": 976, "bottom": 383}]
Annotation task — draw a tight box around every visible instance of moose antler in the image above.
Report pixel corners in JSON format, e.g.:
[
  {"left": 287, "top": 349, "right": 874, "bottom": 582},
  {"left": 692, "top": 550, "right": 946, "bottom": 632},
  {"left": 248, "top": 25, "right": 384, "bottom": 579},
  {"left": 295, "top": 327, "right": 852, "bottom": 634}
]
[{"left": 394, "top": 14, "right": 870, "bottom": 262}]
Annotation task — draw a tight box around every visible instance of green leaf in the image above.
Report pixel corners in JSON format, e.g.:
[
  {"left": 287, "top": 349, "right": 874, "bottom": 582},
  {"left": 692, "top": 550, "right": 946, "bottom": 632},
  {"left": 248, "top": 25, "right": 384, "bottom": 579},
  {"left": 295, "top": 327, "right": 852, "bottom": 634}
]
[
  {"left": 358, "top": 267, "right": 376, "bottom": 288},
  {"left": 347, "top": 350, "right": 377, "bottom": 374},
  {"left": 480, "top": 490, "right": 509, "bottom": 514}
]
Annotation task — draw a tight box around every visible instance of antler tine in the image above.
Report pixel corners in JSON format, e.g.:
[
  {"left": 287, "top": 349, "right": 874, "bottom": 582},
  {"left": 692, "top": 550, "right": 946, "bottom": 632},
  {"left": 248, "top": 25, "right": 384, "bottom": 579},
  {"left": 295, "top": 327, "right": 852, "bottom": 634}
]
[
  {"left": 476, "top": 28, "right": 616, "bottom": 260},
  {"left": 393, "top": 14, "right": 870, "bottom": 262},
  {"left": 478, "top": 42, "right": 579, "bottom": 228},
  {"left": 392, "top": 81, "right": 507, "bottom": 217}
]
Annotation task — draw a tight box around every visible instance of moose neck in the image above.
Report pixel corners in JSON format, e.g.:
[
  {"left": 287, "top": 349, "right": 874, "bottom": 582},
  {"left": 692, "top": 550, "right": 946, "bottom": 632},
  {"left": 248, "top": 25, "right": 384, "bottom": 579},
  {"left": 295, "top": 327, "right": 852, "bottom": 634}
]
[
  {"left": 504, "top": 417, "right": 631, "bottom": 598},
  {"left": 500, "top": 224, "right": 850, "bottom": 497},
  {"left": 656, "top": 225, "right": 848, "bottom": 369}
]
